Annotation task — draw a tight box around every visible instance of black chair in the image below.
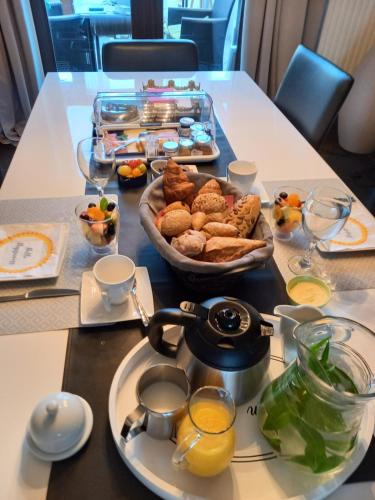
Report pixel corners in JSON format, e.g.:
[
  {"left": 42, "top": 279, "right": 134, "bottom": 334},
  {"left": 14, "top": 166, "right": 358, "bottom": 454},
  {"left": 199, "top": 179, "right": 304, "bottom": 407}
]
[
  {"left": 168, "top": 0, "right": 235, "bottom": 70},
  {"left": 48, "top": 15, "right": 97, "bottom": 71},
  {"left": 102, "top": 39, "right": 199, "bottom": 72},
  {"left": 274, "top": 45, "right": 354, "bottom": 147}
]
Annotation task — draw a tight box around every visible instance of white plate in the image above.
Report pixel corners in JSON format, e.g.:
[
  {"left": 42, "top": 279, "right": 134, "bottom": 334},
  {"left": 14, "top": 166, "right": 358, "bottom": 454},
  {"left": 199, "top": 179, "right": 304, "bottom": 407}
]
[
  {"left": 26, "top": 396, "right": 93, "bottom": 462},
  {"left": 80, "top": 267, "right": 154, "bottom": 326},
  {"left": 0, "top": 223, "right": 69, "bottom": 282},
  {"left": 318, "top": 203, "right": 375, "bottom": 253},
  {"left": 108, "top": 314, "right": 374, "bottom": 500}
]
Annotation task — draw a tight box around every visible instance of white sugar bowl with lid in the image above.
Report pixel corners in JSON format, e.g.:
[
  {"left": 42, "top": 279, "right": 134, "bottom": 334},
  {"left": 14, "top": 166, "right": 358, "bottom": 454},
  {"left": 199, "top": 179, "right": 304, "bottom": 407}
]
[{"left": 26, "top": 391, "right": 93, "bottom": 461}]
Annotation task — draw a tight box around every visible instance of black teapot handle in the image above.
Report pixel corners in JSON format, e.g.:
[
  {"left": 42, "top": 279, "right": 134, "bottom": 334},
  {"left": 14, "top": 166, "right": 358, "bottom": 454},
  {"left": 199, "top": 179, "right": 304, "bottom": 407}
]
[{"left": 147, "top": 308, "right": 198, "bottom": 358}]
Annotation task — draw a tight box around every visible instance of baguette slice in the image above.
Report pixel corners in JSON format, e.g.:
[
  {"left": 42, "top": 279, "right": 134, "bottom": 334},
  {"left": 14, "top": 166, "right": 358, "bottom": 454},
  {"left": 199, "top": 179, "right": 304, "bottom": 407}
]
[{"left": 202, "top": 237, "right": 266, "bottom": 263}]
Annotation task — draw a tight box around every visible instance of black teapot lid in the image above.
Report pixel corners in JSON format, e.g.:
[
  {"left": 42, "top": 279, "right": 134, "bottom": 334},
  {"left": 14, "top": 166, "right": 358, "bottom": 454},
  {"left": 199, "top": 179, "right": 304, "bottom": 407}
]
[{"left": 180, "top": 297, "right": 273, "bottom": 371}]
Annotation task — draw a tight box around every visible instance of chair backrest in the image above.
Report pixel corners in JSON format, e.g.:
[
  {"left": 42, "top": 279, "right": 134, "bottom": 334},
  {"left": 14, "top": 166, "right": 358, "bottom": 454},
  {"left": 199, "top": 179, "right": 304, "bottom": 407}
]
[
  {"left": 274, "top": 45, "right": 354, "bottom": 146},
  {"left": 212, "top": 0, "right": 236, "bottom": 20},
  {"left": 48, "top": 15, "right": 84, "bottom": 39},
  {"left": 102, "top": 39, "right": 199, "bottom": 72}
]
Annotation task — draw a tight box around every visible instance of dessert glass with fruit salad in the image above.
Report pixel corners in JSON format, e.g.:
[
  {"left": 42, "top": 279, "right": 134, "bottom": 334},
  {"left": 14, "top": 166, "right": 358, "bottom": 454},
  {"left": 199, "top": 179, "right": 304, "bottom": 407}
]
[
  {"left": 271, "top": 187, "right": 307, "bottom": 241},
  {"left": 75, "top": 197, "right": 119, "bottom": 254}
]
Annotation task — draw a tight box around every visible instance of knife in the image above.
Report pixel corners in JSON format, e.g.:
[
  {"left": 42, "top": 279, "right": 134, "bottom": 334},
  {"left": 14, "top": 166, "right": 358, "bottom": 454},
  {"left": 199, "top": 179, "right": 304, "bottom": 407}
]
[{"left": 0, "top": 288, "right": 80, "bottom": 303}]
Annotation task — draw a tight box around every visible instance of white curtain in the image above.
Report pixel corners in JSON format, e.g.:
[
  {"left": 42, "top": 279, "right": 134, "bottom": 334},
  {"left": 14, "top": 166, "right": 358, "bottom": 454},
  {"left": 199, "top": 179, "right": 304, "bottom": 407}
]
[
  {"left": 240, "top": 0, "right": 328, "bottom": 97},
  {"left": 0, "top": 0, "right": 44, "bottom": 144}
]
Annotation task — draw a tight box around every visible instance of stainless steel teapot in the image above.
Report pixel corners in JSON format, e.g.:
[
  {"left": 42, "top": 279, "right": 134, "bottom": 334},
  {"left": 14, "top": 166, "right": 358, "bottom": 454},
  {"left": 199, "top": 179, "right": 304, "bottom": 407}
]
[{"left": 147, "top": 297, "right": 274, "bottom": 405}]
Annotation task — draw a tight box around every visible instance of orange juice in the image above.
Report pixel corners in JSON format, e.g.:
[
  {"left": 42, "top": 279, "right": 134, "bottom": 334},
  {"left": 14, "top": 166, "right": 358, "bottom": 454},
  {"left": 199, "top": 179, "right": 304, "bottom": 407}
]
[{"left": 177, "top": 400, "right": 235, "bottom": 477}]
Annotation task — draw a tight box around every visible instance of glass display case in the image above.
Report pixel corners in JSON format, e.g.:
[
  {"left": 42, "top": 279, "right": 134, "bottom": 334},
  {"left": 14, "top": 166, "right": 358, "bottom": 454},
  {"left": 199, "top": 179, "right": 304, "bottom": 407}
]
[{"left": 93, "top": 91, "right": 219, "bottom": 163}]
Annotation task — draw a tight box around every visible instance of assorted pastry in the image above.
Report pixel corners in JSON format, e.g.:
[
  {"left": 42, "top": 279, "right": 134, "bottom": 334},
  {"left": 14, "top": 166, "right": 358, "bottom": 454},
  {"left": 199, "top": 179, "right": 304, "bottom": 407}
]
[{"left": 155, "top": 160, "right": 266, "bottom": 263}]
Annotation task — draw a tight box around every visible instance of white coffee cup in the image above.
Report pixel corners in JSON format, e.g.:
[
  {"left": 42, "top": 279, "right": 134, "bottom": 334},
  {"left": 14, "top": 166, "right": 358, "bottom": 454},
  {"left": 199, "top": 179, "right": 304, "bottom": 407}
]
[
  {"left": 93, "top": 254, "right": 135, "bottom": 312},
  {"left": 227, "top": 160, "right": 257, "bottom": 194}
]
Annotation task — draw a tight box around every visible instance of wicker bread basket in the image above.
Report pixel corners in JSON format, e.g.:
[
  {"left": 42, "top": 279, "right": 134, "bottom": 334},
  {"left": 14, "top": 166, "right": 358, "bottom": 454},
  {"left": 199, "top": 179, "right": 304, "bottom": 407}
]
[{"left": 139, "top": 173, "right": 273, "bottom": 290}]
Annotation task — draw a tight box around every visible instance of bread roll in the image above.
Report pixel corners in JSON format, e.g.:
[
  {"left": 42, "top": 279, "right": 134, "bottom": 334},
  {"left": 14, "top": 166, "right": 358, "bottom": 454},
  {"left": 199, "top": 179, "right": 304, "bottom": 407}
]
[
  {"left": 160, "top": 210, "right": 192, "bottom": 237},
  {"left": 225, "top": 195, "right": 261, "bottom": 238},
  {"left": 171, "top": 230, "right": 206, "bottom": 257},
  {"left": 202, "top": 222, "right": 239, "bottom": 238},
  {"left": 191, "top": 193, "right": 227, "bottom": 214},
  {"left": 163, "top": 201, "right": 190, "bottom": 214},
  {"left": 198, "top": 179, "right": 222, "bottom": 196},
  {"left": 191, "top": 211, "right": 207, "bottom": 230},
  {"left": 205, "top": 212, "right": 226, "bottom": 223},
  {"left": 202, "top": 237, "right": 266, "bottom": 262}
]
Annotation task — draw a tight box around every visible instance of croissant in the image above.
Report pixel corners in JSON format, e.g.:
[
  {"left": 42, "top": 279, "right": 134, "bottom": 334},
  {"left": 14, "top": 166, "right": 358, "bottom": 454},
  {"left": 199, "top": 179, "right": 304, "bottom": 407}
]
[{"left": 163, "top": 160, "right": 195, "bottom": 205}]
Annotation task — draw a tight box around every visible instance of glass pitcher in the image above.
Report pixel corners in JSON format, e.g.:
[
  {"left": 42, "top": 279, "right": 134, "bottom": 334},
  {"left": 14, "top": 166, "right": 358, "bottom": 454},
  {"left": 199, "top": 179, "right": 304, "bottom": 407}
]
[
  {"left": 172, "top": 386, "right": 236, "bottom": 477},
  {"left": 258, "top": 317, "right": 375, "bottom": 474}
]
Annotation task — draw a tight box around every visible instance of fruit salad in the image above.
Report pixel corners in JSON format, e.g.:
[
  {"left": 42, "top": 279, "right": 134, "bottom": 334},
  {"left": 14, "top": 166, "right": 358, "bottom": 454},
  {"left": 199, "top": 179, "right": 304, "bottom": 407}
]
[
  {"left": 77, "top": 197, "right": 119, "bottom": 248},
  {"left": 272, "top": 188, "right": 305, "bottom": 239},
  {"left": 117, "top": 159, "right": 147, "bottom": 179}
]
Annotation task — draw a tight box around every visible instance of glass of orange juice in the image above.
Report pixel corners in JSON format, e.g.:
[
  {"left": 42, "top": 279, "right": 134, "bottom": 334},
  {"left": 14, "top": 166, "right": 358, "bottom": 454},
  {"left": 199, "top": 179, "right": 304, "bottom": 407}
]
[{"left": 172, "top": 386, "right": 236, "bottom": 477}]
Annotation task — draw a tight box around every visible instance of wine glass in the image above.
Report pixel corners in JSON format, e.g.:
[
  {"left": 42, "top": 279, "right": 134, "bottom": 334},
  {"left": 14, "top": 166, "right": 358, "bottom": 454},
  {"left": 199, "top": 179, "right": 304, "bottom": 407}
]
[
  {"left": 77, "top": 137, "right": 116, "bottom": 198},
  {"left": 288, "top": 186, "right": 352, "bottom": 275},
  {"left": 93, "top": 95, "right": 101, "bottom": 136}
]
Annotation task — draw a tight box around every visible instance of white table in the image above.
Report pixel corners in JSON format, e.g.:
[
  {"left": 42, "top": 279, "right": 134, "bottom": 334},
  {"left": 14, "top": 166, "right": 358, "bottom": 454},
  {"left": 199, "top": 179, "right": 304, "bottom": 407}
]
[{"left": 0, "top": 71, "right": 373, "bottom": 500}]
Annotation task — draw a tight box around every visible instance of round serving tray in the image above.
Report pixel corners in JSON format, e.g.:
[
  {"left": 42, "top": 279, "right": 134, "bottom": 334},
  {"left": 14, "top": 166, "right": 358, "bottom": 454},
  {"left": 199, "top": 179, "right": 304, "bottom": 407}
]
[{"left": 108, "top": 315, "right": 374, "bottom": 500}]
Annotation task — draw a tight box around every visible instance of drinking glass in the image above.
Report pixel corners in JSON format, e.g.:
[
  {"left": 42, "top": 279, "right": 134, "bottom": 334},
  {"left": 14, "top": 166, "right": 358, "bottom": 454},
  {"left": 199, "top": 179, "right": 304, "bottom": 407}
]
[
  {"left": 144, "top": 134, "right": 159, "bottom": 159},
  {"left": 288, "top": 186, "right": 352, "bottom": 275},
  {"left": 172, "top": 386, "right": 236, "bottom": 477},
  {"left": 93, "top": 96, "right": 101, "bottom": 136},
  {"left": 271, "top": 186, "right": 306, "bottom": 241},
  {"left": 77, "top": 137, "right": 116, "bottom": 198},
  {"left": 75, "top": 200, "right": 120, "bottom": 255}
]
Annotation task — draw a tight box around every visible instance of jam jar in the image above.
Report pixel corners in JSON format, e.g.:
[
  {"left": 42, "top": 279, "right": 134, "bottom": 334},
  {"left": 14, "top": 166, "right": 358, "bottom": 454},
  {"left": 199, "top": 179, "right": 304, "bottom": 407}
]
[
  {"left": 179, "top": 138, "right": 194, "bottom": 156},
  {"left": 162, "top": 141, "right": 179, "bottom": 156},
  {"left": 194, "top": 133, "right": 212, "bottom": 155},
  {"left": 190, "top": 122, "right": 205, "bottom": 138},
  {"left": 179, "top": 117, "right": 195, "bottom": 137}
]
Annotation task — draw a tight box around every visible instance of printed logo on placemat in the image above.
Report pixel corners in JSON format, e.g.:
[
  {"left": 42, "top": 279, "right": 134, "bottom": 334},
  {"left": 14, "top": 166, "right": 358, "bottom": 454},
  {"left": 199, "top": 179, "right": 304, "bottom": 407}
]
[
  {"left": 0, "top": 231, "right": 53, "bottom": 273},
  {"left": 330, "top": 217, "right": 368, "bottom": 246}
]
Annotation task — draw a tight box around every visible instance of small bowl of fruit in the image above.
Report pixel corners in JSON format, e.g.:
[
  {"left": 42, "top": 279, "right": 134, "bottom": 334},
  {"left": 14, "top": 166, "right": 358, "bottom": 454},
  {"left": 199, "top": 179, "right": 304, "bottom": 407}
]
[
  {"left": 117, "top": 159, "right": 148, "bottom": 189},
  {"left": 75, "top": 197, "right": 119, "bottom": 254},
  {"left": 271, "top": 187, "right": 307, "bottom": 241}
]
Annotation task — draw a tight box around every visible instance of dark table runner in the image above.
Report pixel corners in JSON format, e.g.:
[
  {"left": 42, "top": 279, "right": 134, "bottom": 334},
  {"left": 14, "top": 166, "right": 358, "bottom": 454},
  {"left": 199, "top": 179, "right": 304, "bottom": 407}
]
[{"left": 48, "top": 119, "right": 374, "bottom": 499}]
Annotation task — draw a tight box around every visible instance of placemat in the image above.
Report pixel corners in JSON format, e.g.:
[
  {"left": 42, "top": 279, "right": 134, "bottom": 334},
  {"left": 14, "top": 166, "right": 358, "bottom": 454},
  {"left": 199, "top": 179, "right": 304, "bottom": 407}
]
[
  {"left": 0, "top": 195, "right": 117, "bottom": 335},
  {"left": 263, "top": 179, "right": 375, "bottom": 291}
]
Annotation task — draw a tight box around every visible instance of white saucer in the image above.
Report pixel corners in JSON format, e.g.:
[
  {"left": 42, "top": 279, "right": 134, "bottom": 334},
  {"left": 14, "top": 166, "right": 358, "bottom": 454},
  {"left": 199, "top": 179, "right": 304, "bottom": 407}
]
[
  {"left": 80, "top": 267, "right": 154, "bottom": 326},
  {"left": 26, "top": 397, "right": 93, "bottom": 462}
]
